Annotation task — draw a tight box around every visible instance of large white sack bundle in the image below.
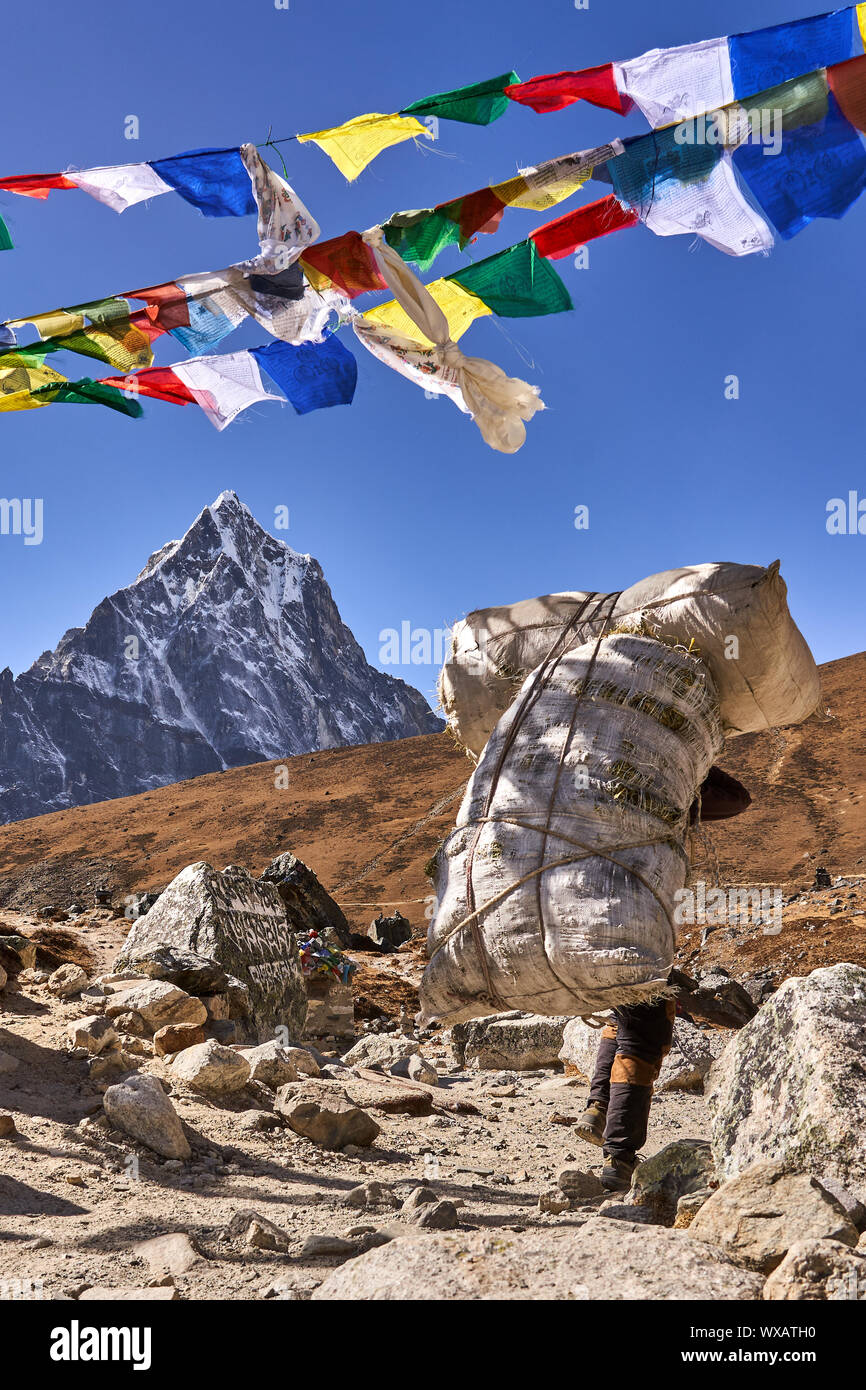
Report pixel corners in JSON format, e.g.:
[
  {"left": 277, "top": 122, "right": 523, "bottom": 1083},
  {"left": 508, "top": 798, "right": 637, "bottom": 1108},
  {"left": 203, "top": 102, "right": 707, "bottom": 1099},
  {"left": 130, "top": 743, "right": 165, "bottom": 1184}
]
[
  {"left": 421, "top": 633, "right": 724, "bottom": 1025},
  {"left": 438, "top": 561, "right": 820, "bottom": 757}
]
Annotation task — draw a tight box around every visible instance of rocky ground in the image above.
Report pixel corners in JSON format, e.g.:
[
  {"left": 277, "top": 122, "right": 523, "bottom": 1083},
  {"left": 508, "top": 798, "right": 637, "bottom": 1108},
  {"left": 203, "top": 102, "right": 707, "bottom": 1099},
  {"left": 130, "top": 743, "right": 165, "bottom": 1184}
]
[
  {"left": 3, "top": 901, "right": 866, "bottom": 1302},
  {"left": 0, "top": 907, "right": 715, "bottom": 1301}
]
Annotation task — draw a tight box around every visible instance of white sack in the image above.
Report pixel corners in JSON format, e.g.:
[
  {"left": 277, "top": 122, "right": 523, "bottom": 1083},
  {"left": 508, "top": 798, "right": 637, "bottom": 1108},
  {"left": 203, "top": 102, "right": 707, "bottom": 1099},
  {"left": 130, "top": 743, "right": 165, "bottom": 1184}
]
[
  {"left": 438, "top": 561, "right": 820, "bottom": 757},
  {"left": 421, "top": 633, "right": 723, "bottom": 1025}
]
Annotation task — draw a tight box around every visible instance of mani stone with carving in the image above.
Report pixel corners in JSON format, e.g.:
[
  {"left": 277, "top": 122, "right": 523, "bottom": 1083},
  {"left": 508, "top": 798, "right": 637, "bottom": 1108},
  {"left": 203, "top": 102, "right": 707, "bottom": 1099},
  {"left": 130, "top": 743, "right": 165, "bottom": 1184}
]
[{"left": 115, "top": 862, "right": 306, "bottom": 1043}]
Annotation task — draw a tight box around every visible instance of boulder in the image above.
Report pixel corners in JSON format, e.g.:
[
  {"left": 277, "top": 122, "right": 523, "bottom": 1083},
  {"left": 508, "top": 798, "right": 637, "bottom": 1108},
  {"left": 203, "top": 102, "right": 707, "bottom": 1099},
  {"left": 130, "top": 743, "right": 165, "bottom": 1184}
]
[
  {"left": 367, "top": 912, "right": 412, "bottom": 951},
  {"left": 47, "top": 964, "right": 88, "bottom": 998},
  {"left": 560, "top": 1016, "right": 719, "bottom": 1092},
  {"left": 105, "top": 980, "right": 206, "bottom": 1033},
  {"left": 67, "top": 1015, "right": 117, "bottom": 1055},
  {"left": 689, "top": 1162, "right": 859, "bottom": 1272},
  {"left": 275, "top": 1080, "right": 380, "bottom": 1150},
  {"left": 242, "top": 1040, "right": 303, "bottom": 1090},
  {"left": 311, "top": 1224, "right": 764, "bottom": 1301},
  {"left": 668, "top": 967, "right": 757, "bottom": 1029},
  {"left": 450, "top": 1013, "right": 569, "bottom": 1071},
  {"left": 103, "top": 1074, "right": 191, "bottom": 1160},
  {"left": 120, "top": 943, "right": 230, "bottom": 996},
  {"left": 342, "top": 1034, "right": 420, "bottom": 1071},
  {"left": 169, "top": 1040, "right": 251, "bottom": 1096},
  {"left": 114, "top": 862, "right": 306, "bottom": 1042},
  {"left": 153, "top": 1022, "right": 207, "bottom": 1056},
  {"left": 705, "top": 964, "right": 866, "bottom": 1195},
  {"left": 628, "top": 1140, "right": 717, "bottom": 1226},
  {"left": 260, "top": 852, "right": 352, "bottom": 948},
  {"left": 762, "top": 1238, "right": 866, "bottom": 1300}
]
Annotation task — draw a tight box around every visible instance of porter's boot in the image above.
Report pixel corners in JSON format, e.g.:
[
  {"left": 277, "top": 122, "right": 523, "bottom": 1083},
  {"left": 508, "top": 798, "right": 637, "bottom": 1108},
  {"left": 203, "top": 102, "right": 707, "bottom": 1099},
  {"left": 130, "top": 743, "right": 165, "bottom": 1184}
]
[
  {"left": 573, "top": 1101, "right": 607, "bottom": 1147},
  {"left": 601, "top": 1156, "right": 636, "bottom": 1193}
]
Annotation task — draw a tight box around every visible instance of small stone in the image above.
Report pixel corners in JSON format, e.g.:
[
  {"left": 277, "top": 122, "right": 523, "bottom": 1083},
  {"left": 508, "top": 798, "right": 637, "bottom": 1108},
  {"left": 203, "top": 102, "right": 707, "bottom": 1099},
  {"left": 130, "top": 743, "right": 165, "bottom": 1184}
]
[
  {"left": 237, "top": 1109, "right": 282, "bottom": 1133},
  {"left": 67, "top": 1015, "right": 117, "bottom": 1055},
  {"left": 299, "top": 1233, "right": 360, "bottom": 1259},
  {"left": 153, "top": 1022, "right": 206, "bottom": 1056},
  {"left": 409, "top": 1199, "right": 459, "bottom": 1230},
  {"left": 78, "top": 1286, "right": 179, "bottom": 1301},
  {"left": 169, "top": 1040, "right": 251, "bottom": 1096},
  {"left": 0, "top": 1052, "right": 20, "bottom": 1075},
  {"left": 407, "top": 1054, "right": 439, "bottom": 1086},
  {"left": 556, "top": 1167, "right": 604, "bottom": 1201},
  {"left": 47, "top": 964, "right": 88, "bottom": 998},
  {"left": 103, "top": 1074, "right": 191, "bottom": 1160},
  {"left": 133, "top": 1232, "right": 201, "bottom": 1276},
  {"left": 121, "top": 944, "right": 230, "bottom": 995},
  {"left": 112, "top": 1011, "right": 148, "bottom": 1037},
  {"left": 106, "top": 980, "right": 207, "bottom": 1033},
  {"left": 0, "top": 1112, "right": 18, "bottom": 1139},
  {"left": 400, "top": 1186, "right": 438, "bottom": 1212},
  {"left": 242, "top": 1040, "right": 302, "bottom": 1090},
  {"left": 538, "top": 1189, "right": 571, "bottom": 1215},
  {"left": 246, "top": 1217, "right": 290, "bottom": 1252},
  {"left": 275, "top": 1081, "right": 380, "bottom": 1151},
  {"left": 673, "top": 1191, "right": 714, "bottom": 1229},
  {"left": 200, "top": 992, "right": 230, "bottom": 1021},
  {"left": 342, "top": 1033, "right": 420, "bottom": 1071}
]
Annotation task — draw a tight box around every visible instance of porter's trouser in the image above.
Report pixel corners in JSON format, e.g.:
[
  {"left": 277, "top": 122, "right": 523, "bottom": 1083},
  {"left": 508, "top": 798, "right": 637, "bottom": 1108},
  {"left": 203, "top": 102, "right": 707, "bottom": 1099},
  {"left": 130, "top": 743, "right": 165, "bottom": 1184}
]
[{"left": 587, "top": 998, "right": 676, "bottom": 1164}]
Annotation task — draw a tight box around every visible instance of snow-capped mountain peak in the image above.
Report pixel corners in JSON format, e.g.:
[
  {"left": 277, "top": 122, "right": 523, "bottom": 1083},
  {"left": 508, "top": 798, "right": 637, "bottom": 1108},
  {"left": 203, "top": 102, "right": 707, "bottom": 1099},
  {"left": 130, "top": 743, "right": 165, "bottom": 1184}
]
[{"left": 0, "top": 494, "right": 441, "bottom": 823}]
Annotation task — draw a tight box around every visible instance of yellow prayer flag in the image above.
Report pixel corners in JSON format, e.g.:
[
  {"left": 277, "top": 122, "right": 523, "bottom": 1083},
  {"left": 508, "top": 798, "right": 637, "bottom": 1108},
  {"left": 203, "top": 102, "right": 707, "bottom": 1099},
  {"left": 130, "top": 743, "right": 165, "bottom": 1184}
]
[
  {"left": 6, "top": 309, "right": 85, "bottom": 339},
  {"left": 363, "top": 278, "right": 490, "bottom": 346},
  {"left": 0, "top": 356, "right": 67, "bottom": 395},
  {"left": 491, "top": 169, "right": 591, "bottom": 212},
  {"left": 0, "top": 388, "right": 56, "bottom": 412},
  {"left": 298, "top": 112, "right": 428, "bottom": 181},
  {"left": 858, "top": 3, "right": 866, "bottom": 51}
]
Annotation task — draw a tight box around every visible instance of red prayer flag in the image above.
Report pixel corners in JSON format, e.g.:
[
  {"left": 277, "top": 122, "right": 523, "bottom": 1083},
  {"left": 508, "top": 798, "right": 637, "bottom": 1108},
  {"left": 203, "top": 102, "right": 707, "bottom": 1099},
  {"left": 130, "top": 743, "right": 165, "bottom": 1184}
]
[
  {"left": 97, "top": 367, "right": 196, "bottom": 405},
  {"left": 447, "top": 186, "right": 508, "bottom": 243},
  {"left": 530, "top": 195, "right": 639, "bottom": 260},
  {"left": 301, "top": 232, "right": 387, "bottom": 299},
  {"left": 126, "top": 282, "right": 191, "bottom": 333},
  {"left": 828, "top": 53, "right": 866, "bottom": 134},
  {"left": 0, "top": 172, "right": 77, "bottom": 198},
  {"left": 505, "top": 64, "right": 633, "bottom": 116}
]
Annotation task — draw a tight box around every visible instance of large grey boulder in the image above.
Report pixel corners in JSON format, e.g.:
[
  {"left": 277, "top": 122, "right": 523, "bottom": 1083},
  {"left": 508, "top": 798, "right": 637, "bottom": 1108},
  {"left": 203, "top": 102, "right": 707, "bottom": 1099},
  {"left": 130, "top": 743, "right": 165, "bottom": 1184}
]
[
  {"left": 311, "top": 1224, "right": 763, "bottom": 1301},
  {"left": 450, "top": 1013, "right": 569, "bottom": 1071},
  {"left": 689, "top": 1162, "right": 859, "bottom": 1273},
  {"left": 259, "top": 853, "right": 351, "bottom": 947},
  {"left": 705, "top": 964, "right": 866, "bottom": 1196},
  {"left": 559, "top": 1016, "right": 721, "bottom": 1092},
  {"left": 103, "top": 1074, "right": 191, "bottom": 1160},
  {"left": 115, "top": 862, "right": 306, "bottom": 1043}
]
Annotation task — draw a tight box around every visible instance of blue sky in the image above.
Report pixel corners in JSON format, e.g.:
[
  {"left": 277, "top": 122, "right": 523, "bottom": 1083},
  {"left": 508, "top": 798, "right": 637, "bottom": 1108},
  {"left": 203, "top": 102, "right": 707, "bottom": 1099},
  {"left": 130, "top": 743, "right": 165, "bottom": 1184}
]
[{"left": 1, "top": 0, "right": 864, "bottom": 713}]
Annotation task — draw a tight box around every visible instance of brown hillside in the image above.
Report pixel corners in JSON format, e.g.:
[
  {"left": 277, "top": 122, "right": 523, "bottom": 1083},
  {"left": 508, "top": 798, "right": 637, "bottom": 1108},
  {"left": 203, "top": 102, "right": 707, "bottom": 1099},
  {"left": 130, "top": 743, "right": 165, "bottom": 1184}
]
[{"left": 0, "top": 653, "right": 863, "bottom": 935}]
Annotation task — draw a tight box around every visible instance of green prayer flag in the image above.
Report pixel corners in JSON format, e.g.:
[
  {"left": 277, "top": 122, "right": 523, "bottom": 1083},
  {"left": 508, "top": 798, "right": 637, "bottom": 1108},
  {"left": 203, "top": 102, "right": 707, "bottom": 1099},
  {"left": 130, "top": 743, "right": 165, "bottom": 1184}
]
[
  {"left": 0, "top": 215, "right": 12, "bottom": 251},
  {"left": 449, "top": 239, "right": 573, "bottom": 319},
  {"left": 383, "top": 207, "right": 462, "bottom": 271},
  {"left": 33, "top": 377, "right": 143, "bottom": 418},
  {"left": 402, "top": 71, "right": 519, "bottom": 126}
]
